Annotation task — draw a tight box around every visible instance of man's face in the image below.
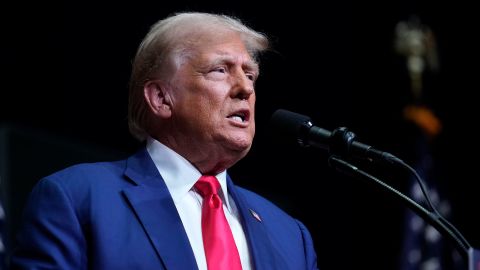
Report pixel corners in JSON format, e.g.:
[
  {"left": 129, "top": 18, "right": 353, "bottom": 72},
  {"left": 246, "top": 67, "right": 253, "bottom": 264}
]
[{"left": 167, "top": 32, "right": 258, "bottom": 164}]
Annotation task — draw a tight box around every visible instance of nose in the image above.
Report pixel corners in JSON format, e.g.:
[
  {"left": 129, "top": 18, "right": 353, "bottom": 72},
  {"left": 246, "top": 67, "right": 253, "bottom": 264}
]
[{"left": 231, "top": 69, "right": 255, "bottom": 100}]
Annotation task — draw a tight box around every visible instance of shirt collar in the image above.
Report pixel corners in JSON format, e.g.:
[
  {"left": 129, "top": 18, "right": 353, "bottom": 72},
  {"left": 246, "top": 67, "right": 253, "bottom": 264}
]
[{"left": 146, "top": 137, "right": 230, "bottom": 209}]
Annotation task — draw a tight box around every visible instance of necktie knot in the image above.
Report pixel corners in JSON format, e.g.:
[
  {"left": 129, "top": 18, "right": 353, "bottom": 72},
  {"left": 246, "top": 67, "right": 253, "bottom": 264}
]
[{"left": 194, "top": 175, "right": 221, "bottom": 198}]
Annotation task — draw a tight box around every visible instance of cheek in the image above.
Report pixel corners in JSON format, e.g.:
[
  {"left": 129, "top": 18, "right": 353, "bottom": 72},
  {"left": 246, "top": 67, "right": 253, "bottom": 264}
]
[
  {"left": 250, "top": 99, "right": 256, "bottom": 120},
  {"left": 250, "top": 93, "right": 256, "bottom": 106}
]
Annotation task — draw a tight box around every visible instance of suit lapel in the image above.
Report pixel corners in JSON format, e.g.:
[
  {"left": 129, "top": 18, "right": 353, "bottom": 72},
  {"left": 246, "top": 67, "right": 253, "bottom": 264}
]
[
  {"left": 122, "top": 149, "right": 198, "bottom": 270},
  {"left": 227, "top": 176, "right": 288, "bottom": 270}
]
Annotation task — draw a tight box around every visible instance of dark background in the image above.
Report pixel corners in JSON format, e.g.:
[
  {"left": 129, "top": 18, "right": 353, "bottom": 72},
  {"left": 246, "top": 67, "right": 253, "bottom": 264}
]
[{"left": 1, "top": 1, "right": 479, "bottom": 269}]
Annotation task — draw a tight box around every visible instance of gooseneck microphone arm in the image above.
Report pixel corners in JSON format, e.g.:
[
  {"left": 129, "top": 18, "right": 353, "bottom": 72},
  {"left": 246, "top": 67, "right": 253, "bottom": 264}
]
[
  {"left": 269, "top": 109, "right": 473, "bottom": 261},
  {"left": 326, "top": 124, "right": 471, "bottom": 257},
  {"left": 327, "top": 126, "right": 438, "bottom": 213},
  {"left": 392, "top": 156, "right": 472, "bottom": 251},
  {"left": 328, "top": 155, "right": 470, "bottom": 259}
]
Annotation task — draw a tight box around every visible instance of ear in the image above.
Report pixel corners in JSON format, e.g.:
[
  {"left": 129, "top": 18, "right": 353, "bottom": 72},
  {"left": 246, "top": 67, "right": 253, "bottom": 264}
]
[{"left": 144, "top": 80, "right": 172, "bottom": 119}]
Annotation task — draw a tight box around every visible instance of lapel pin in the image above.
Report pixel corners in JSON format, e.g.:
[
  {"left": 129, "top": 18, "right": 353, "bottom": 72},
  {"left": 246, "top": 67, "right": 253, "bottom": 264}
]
[{"left": 249, "top": 209, "right": 262, "bottom": 222}]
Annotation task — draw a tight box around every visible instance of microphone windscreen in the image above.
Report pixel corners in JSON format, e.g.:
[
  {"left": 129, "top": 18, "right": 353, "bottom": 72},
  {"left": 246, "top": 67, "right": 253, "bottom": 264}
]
[{"left": 269, "top": 109, "right": 311, "bottom": 146}]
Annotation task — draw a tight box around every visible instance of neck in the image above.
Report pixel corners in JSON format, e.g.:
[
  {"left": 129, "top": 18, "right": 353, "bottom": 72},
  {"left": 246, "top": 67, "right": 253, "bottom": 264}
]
[{"left": 152, "top": 134, "right": 238, "bottom": 175}]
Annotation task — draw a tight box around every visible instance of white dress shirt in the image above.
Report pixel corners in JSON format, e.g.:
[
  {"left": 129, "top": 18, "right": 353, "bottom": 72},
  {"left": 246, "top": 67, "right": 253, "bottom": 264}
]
[{"left": 146, "top": 137, "right": 252, "bottom": 270}]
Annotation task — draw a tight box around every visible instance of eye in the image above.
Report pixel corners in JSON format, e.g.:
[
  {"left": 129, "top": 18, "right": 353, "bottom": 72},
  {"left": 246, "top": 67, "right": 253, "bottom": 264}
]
[
  {"left": 246, "top": 73, "right": 256, "bottom": 81},
  {"left": 211, "top": 66, "right": 227, "bottom": 73}
]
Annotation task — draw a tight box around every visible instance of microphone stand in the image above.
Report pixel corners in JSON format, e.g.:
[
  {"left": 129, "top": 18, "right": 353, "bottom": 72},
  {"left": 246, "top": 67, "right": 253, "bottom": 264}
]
[
  {"left": 328, "top": 155, "right": 473, "bottom": 262},
  {"left": 270, "top": 109, "right": 480, "bottom": 268}
]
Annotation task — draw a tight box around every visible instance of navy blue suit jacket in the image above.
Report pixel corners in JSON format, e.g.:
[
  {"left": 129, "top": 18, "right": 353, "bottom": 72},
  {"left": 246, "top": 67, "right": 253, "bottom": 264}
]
[{"left": 11, "top": 148, "right": 318, "bottom": 269}]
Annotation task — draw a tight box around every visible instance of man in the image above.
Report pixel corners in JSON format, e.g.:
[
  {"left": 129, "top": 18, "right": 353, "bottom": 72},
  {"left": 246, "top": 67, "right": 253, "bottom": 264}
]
[{"left": 10, "top": 12, "right": 319, "bottom": 270}]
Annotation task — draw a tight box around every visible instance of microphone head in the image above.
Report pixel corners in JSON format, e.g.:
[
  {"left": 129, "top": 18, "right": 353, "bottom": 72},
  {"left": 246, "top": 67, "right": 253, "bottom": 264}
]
[{"left": 269, "top": 109, "right": 312, "bottom": 146}]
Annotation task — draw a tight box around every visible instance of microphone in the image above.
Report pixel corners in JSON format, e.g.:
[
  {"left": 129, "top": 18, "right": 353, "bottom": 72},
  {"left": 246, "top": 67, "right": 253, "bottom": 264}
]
[{"left": 269, "top": 109, "right": 398, "bottom": 163}]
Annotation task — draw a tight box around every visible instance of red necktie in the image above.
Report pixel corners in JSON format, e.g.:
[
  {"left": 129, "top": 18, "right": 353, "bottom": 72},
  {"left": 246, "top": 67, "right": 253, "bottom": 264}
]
[{"left": 195, "top": 175, "right": 243, "bottom": 270}]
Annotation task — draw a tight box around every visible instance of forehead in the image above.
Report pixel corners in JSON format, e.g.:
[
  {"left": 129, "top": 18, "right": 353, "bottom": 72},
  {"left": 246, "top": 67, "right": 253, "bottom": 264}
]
[
  {"left": 193, "top": 31, "right": 247, "bottom": 52},
  {"left": 189, "top": 33, "right": 255, "bottom": 63}
]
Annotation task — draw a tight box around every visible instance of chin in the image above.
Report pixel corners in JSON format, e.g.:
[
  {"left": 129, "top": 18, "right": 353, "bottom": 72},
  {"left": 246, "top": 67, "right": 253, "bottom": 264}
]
[
  {"left": 225, "top": 138, "right": 252, "bottom": 155},
  {"left": 217, "top": 131, "right": 253, "bottom": 155},
  {"left": 232, "top": 135, "right": 253, "bottom": 149}
]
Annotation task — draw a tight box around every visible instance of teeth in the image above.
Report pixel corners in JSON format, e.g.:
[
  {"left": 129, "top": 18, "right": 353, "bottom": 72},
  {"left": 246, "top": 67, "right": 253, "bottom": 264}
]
[{"left": 230, "top": 116, "right": 244, "bottom": 122}]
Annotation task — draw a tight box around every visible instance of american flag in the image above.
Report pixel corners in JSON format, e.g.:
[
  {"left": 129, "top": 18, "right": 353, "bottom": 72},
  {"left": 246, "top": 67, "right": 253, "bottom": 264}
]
[{"left": 399, "top": 138, "right": 464, "bottom": 270}]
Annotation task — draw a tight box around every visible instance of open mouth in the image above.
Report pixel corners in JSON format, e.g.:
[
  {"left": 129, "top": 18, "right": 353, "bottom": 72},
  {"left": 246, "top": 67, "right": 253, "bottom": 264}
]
[{"left": 227, "top": 110, "right": 250, "bottom": 123}]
